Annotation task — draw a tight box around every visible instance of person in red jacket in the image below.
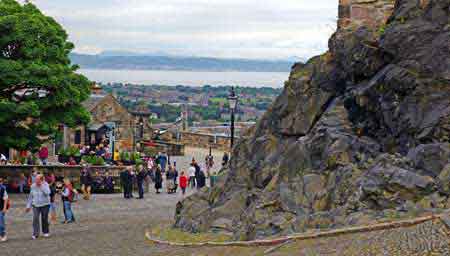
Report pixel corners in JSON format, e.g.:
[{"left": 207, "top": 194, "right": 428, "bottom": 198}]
[
  {"left": 39, "top": 146, "right": 49, "bottom": 166},
  {"left": 179, "top": 171, "right": 188, "bottom": 196}
]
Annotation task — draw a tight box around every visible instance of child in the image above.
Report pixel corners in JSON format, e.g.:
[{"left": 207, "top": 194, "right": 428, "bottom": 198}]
[
  {"left": 179, "top": 171, "right": 188, "bottom": 196},
  {"left": 61, "top": 179, "right": 75, "bottom": 224}
]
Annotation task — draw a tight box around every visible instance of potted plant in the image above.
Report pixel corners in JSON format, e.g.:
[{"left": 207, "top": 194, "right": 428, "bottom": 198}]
[
  {"left": 58, "top": 148, "right": 69, "bottom": 163},
  {"left": 123, "top": 152, "right": 131, "bottom": 165}
]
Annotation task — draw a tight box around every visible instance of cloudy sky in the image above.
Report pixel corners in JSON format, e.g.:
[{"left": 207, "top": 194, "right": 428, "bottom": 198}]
[{"left": 28, "top": 0, "right": 337, "bottom": 60}]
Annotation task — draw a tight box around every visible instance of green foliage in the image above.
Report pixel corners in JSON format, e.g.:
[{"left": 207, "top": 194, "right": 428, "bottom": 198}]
[
  {"left": 81, "top": 155, "right": 105, "bottom": 166},
  {"left": 0, "top": 0, "right": 91, "bottom": 151},
  {"left": 58, "top": 146, "right": 79, "bottom": 157}
]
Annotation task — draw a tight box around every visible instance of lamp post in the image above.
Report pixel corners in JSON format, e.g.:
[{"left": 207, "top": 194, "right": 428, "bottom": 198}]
[{"left": 228, "top": 87, "right": 238, "bottom": 150}]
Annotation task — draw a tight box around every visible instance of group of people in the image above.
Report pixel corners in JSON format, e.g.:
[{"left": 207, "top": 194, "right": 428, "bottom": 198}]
[
  {"left": 0, "top": 169, "right": 77, "bottom": 242},
  {"left": 0, "top": 150, "right": 231, "bottom": 243},
  {"left": 118, "top": 154, "right": 214, "bottom": 200}
]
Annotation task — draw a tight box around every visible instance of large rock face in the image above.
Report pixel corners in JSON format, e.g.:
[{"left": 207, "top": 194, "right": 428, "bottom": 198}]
[{"left": 175, "top": 0, "right": 450, "bottom": 240}]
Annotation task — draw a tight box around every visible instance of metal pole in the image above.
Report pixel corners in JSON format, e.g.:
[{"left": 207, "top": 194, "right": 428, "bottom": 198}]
[{"left": 230, "top": 109, "right": 235, "bottom": 150}]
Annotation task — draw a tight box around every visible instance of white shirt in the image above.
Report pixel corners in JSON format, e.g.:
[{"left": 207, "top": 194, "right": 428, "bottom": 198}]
[{"left": 188, "top": 166, "right": 196, "bottom": 177}]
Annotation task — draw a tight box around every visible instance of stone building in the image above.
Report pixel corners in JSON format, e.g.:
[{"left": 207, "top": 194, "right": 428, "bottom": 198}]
[{"left": 61, "top": 85, "right": 153, "bottom": 153}]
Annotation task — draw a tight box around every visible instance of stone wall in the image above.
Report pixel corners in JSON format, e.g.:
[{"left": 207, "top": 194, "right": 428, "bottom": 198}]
[
  {"left": 179, "top": 132, "right": 231, "bottom": 152},
  {"left": 338, "top": 0, "right": 395, "bottom": 29},
  {"left": 0, "top": 165, "right": 126, "bottom": 189}
]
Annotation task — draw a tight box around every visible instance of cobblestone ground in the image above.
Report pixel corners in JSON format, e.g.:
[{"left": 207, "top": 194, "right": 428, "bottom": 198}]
[
  {"left": 2, "top": 147, "right": 450, "bottom": 255},
  {"left": 270, "top": 219, "right": 450, "bottom": 256}
]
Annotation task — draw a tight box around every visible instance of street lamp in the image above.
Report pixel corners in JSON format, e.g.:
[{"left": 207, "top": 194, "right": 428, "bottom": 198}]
[{"left": 228, "top": 87, "right": 238, "bottom": 150}]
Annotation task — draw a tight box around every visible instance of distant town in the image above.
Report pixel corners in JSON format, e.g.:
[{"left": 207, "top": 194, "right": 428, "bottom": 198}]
[{"left": 101, "top": 83, "right": 283, "bottom": 125}]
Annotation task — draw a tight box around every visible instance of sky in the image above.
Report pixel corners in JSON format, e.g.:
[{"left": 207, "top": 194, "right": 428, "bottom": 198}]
[{"left": 27, "top": 0, "right": 337, "bottom": 60}]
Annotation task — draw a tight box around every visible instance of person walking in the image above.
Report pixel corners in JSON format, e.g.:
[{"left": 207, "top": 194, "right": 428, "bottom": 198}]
[
  {"left": 26, "top": 175, "right": 51, "bottom": 239},
  {"left": 197, "top": 170, "right": 206, "bottom": 189},
  {"left": 166, "top": 166, "right": 176, "bottom": 194},
  {"left": 80, "top": 166, "right": 93, "bottom": 200},
  {"left": 120, "top": 167, "right": 130, "bottom": 199},
  {"left": 188, "top": 163, "right": 196, "bottom": 189},
  {"left": 193, "top": 161, "right": 201, "bottom": 190},
  {"left": 136, "top": 165, "right": 147, "bottom": 199},
  {"left": 179, "top": 171, "right": 188, "bottom": 196},
  {"left": 61, "top": 178, "right": 75, "bottom": 224},
  {"left": 222, "top": 152, "right": 229, "bottom": 167},
  {"left": 154, "top": 166, "right": 163, "bottom": 194},
  {"left": 0, "top": 177, "right": 9, "bottom": 242},
  {"left": 127, "top": 167, "right": 135, "bottom": 198}
]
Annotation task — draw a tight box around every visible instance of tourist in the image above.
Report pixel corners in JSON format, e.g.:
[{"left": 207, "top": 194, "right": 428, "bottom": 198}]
[
  {"left": 28, "top": 168, "right": 39, "bottom": 186},
  {"left": 179, "top": 171, "right": 188, "bottom": 196},
  {"left": 61, "top": 178, "right": 75, "bottom": 224},
  {"left": 193, "top": 161, "right": 201, "bottom": 189},
  {"left": 0, "top": 177, "right": 8, "bottom": 242},
  {"left": 38, "top": 146, "right": 49, "bottom": 166},
  {"left": 222, "top": 152, "right": 229, "bottom": 167},
  {"left": 173, "top": 164, "right": 179, "bottom": 190},
  {"left": 103, "top": 171, "right": 114, "bottom": 193},
  {"left": 49, "top": 179, "right": 57, "bottom": 223},
  {"left": 120, "top": 167, "right": 129, "bottom": 198},
  {"left": 18, "top": 173, "right": 27, "bottom": 193},
  {"left": 136, "top": 164, "right": 147, "bottom": 199},
  {"left": 26, "top": 175, "right": 51, "bottom": 239},
  {"left": 92, "top": 171, "right": 103, "bottom": 192},
  {"left": 205, "top": 154, "right": 214, "bottom": 177},
  {"left": 166, "top": 165, "right": 176, "bottom": 194},
  {"left": 188, "top": 163, "right": 196, "bottom": 189},
  {"left": 158, "top": 152, "right": 168, "bottom": 172},
  {"left": 197, "top": 170, "right": 206, "bottom": 189},
  {"left": 128, "top": 167, "right": 135, "bottom": 198},
  {"left": 80, "top": 166, "right": 93, "bottom": 200},
  {"left": 45, "top": 172, "right": 56, "bottom": 185},
  {"left": 120, "top": 166, "right": 134, "bottom": 199},
  {"left": 154, "top": 166, "right": 163, "bottom": 194},
  {"left": 147, "top": 156, "right": 154, "bottom": 170}
]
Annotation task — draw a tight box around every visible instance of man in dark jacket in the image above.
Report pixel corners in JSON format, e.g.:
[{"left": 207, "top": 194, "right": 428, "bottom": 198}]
[
  {"left": 136, "top": 165, "right": 147, "bottom": 199},
  {"left": 120, "top": 167, "right": 132, "bottom": 199},
  {"left": 193, "top": 162, "right": 201, "bottom": 190},
  {"left": 197, "top": 170, "right": 206, "bottom": 189}
]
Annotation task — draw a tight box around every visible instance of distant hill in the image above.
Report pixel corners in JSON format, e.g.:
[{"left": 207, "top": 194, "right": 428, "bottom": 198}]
[{"left": 70, "top": 53, "right": 295, "bottom": 72}]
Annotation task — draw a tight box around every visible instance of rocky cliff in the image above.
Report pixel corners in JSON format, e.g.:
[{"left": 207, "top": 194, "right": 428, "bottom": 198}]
[{"left": 175, "top": 0, "right": 450, "bottom": 240}]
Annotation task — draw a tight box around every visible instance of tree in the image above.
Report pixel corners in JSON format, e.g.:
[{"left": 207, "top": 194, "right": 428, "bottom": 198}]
[{"left": 0, "top": 0, "right": 91, "bottom": 151}]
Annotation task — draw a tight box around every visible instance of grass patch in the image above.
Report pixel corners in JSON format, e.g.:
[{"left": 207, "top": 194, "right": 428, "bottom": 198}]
[{"left": 149, "top": 224, "right": 232, "bottom": 244}]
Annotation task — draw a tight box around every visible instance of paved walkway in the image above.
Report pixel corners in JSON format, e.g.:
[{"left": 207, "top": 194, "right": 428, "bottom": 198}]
[{"left": 0, "top": 147, "right": 228, "bottom": 256}]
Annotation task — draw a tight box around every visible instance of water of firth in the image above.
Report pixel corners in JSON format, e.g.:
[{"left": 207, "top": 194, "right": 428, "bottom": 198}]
[{"left": 79, "top": 69, "right": 290, "bottom": 88}]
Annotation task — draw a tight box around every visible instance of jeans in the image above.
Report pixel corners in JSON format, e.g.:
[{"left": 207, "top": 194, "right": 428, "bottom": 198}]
[
  {"left": 0, "top": 212, "right": 5, "bottom": 237},
  {"left": 32, "top": 205, "right": 50, "bottom": 236},
  {"left": 189, "top": 177, "right": 196, "bottom": 188},
  {"left": 63, "top": 201, "right": 74, "bottom": 222}
]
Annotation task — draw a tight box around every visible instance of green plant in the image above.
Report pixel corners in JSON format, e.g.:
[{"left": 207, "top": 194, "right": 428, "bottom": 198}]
[
  {"left": 0, "top": 0, "right": 91, "bottom": 151},
  {"left": 58, "top": 148, "right": 69, "bottom": 156},
  {"left": 120, "top": 152, "right": 131, "bottom": 161}
]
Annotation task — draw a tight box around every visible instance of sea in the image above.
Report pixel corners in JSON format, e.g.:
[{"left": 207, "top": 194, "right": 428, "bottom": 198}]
[{"left": 78, "top": 69, "right": 289, "bottom": 88}]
